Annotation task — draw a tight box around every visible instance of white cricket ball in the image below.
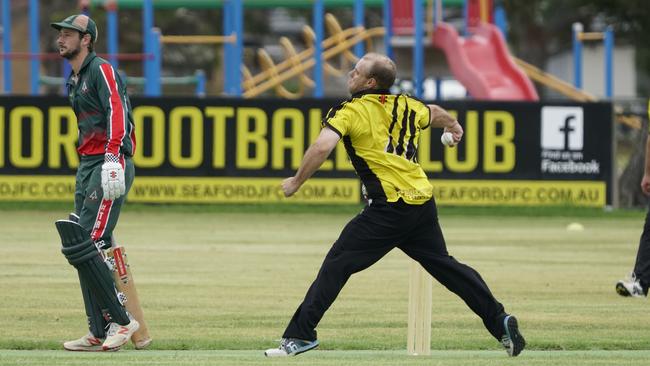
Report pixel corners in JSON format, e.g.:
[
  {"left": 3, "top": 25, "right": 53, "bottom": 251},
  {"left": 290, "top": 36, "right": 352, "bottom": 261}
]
[
  {"left": 440, "top": 132, "right": 455, "bottom": 146},
  {"left": 566, "top": 222, "right": 584, "bottom": 232}
]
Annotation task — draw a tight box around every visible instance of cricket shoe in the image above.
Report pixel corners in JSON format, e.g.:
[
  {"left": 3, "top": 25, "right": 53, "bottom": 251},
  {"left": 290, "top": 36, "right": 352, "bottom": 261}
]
[
  {"left": 264, "top": 338, "right": 319, "bottom": 357},
  {"left": 102, "top": 319, "right": 140, "bottom": 351},
  {"left": 63, "top": 332, "right": 105, "bottom": 352},
  {"left": 616, "top": 273, "right": 646, "bottom": 298},
  {"left": 501, "top": 315, "right": 525, "bottom": 357}
]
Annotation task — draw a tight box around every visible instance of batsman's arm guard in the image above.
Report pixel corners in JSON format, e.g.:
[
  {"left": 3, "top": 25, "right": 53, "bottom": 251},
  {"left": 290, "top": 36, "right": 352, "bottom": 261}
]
[{"left": 106, "top": 245, "right": 152, "bottom": 350}]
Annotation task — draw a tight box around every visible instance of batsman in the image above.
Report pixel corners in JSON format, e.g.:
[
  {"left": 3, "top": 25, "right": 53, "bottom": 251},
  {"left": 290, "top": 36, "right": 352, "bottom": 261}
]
[{"left": 51, "top": 14, "right": 151, "bottom": 351}]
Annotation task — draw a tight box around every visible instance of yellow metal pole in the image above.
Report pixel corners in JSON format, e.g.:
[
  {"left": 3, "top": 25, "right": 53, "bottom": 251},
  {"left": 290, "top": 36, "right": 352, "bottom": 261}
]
[{"left": 577, "top": 32, "right": 605, "bottom": 41}]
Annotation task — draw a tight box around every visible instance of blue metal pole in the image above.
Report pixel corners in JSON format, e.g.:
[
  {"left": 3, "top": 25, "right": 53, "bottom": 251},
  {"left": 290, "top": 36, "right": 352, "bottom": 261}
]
[
  {"left": 62, "top": 59, "right": 72, "bottom": 94},
  {"left": 222, "top": 0, "right": 233, "bottom": 94},
  {"left": 195, "top": 69, "right": 206, "bottom": 97},
  {"left": 353, "top": 0, "right": 364, "bottom": 58},
  {"left": 433, "top": 0, "right": 439, "bottom": 27},
  {"left": 61, "top": 61, "right": 71, "bottom": 95},
  {"left": 142, "top": 0, "right": 154, "bottom": 95},
  {"left": 383, "top": 0, "right": 393, "bottom": 59},
  {"left": 29, "top": 0, "right": 39, "bottom": 94},
  {"left": 232, "top": 0, "right": 242, "bottom": 96},
  {"left": 604, "top": 25, "right": 614, "bottom": 99},
  {"left": 572, "top": 22, "right": 582, "bottom": 89},
  {"left": 413, "top": 0, "right": 423, "bottom": 98},
  {"left": 313, "top": 0, "right": 324, "bottom": 97},
  {"left": 2, "top": 0, "right": 12, "bottom": 93},
  {"left": 150, "top": 28, "right": 161, "bottom": 96},
  {"left": 107, "top": 7, "right": 119, "bottom": 69},
  {"left": 433, "top": 0, "right": 441, "bottom": 99},
  {"left": 494, "top": 3, "right": 507, "bottom": 40}
]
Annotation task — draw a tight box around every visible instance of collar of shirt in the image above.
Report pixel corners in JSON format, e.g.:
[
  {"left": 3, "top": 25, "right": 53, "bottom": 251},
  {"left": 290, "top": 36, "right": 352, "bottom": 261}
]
[
  {"left": 351, "top": 88, "right": 392, "bottom": 98},
  {"left": 78, "top": 51, "right": 97, "bottom": 73},
  {"left": 66, "top": 51, "right": 97, "bottom": 88}
]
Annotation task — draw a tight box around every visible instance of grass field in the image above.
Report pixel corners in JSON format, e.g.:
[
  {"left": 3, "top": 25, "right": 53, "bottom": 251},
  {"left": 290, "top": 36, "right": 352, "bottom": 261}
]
[{"left": 1, "top": 203, "right": 650, "bottom": 365}]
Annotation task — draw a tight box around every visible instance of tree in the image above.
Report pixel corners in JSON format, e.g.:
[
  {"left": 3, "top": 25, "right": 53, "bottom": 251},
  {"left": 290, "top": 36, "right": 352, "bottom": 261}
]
[{"left": 503, "top": 0, "right": 650, "bottom": 95}]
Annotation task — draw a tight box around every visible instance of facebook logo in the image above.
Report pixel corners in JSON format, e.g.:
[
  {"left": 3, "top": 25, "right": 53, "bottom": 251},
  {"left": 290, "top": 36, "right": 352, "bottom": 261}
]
[{"left": 541, "top": 107, "right": 584, "bottom": 150}]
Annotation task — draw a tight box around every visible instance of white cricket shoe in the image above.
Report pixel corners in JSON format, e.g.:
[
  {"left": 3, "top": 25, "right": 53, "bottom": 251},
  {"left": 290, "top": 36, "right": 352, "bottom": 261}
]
[
  {"left": 264, "top": 338, "right": 319, "bottom": 357},
  {"left": 616, "top": 273, "right": 647, "bottom": 298},
  {"left": 102, "top": 319, "right": 140, "bottom": 351},
  {"left": 63, "top": 332, "right": 105, "bottom": 352}
]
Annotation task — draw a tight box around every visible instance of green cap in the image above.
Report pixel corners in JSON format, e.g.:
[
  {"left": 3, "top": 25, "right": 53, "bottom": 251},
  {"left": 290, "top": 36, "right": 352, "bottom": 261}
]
[{"left": 51, "top": 14, "right": 98, "bottom": 43}]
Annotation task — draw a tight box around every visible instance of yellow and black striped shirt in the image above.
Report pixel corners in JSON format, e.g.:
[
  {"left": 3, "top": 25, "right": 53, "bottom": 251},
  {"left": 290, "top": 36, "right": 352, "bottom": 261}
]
[{"left": 324, "top": 89, "right": 432, "bottom": 205}]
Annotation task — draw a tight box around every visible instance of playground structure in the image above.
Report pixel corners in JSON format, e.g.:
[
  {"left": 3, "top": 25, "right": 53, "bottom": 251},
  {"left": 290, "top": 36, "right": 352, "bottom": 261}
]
[
  {"left": 0, "top": 0, "right": 618, "bottom": 104},
  {"left": 0, "top": 0, "right": 210, "bottom": 96},
  {"left": 572, "top": 22, "right": 614, "bottom": 99},
  {"left": 431, "top": 21, "right": 538, "bottom": 100},
  {"left": 241, "top": 13, "right": 384, "bottom": 99}
]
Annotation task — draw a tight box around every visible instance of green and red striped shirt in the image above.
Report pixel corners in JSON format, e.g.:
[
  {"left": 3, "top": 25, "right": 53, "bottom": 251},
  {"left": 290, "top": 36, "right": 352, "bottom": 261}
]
[{"left": 66, "top": 51, "right": 135, "bottom": 159}]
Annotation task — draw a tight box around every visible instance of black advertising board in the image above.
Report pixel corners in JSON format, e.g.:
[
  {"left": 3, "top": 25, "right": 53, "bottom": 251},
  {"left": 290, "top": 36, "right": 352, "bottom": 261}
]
[{"left": 0, "top": 97, "right": 612, "bottom": 206}]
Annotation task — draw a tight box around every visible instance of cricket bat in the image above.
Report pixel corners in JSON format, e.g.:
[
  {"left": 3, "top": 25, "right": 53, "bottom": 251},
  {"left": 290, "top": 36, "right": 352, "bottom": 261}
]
[{"left": 107, "top": 245, "right": 152, "bottom": 349}]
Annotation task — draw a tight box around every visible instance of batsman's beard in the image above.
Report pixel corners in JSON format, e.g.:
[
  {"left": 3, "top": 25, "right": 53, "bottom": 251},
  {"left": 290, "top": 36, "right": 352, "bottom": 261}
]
[{"left": 61, "top": 46, "right": 81, "bottom": 60}]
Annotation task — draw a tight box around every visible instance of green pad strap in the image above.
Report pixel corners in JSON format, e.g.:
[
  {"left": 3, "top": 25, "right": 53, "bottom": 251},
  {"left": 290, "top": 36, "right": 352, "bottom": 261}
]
[{"left": 61, "top": 242, "right": 98, "bottom": 265}]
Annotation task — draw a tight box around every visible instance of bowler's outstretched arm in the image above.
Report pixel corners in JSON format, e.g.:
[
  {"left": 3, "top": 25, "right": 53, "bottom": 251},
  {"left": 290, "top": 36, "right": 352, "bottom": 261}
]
[{"left": 282, "top": 127, "right": 341, "bottom": 197}]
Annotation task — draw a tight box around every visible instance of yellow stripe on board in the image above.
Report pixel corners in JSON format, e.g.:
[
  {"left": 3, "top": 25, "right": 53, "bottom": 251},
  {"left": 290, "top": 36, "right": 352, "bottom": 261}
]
[
  {"left": 0, "top": 176, "right": 606, "bottom": 206},
  {"left": 431, "top": 179, "right": 606, "bottom": 207},
  {"left": 0, "top": 175, "right": 76, "bottom": 201},
  {"left": 0, "top": 176, "right": 359, "bottom": 204},
  {"left": 129, "top": 177, "right": 359, "bottom": 203}
]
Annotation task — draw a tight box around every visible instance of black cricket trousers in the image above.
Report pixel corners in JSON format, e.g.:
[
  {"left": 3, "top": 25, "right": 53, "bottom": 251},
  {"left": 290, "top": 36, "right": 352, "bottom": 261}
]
[
  {"left": 633, "top": 206, "right": 650, "bottom": 291},
  {"left": 283, "top": 198, "right": 508, "bottom": 342}
]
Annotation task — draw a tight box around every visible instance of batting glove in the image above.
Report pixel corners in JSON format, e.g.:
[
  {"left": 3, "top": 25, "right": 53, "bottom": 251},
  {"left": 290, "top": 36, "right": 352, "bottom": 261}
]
[{"left": 101, "top": 154, "right": 125, "bottom": 201}]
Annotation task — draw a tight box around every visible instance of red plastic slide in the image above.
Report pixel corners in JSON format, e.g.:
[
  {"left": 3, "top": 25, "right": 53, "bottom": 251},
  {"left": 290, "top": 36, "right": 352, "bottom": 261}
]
[{"left": 432, "top": 22, "right": 539, "bottom": 101}]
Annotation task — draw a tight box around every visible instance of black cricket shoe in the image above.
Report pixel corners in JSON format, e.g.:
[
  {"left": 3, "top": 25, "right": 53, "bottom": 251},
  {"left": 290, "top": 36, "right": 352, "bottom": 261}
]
[{"left": 501, "top": 315, "right": 525, "bottom": 357}]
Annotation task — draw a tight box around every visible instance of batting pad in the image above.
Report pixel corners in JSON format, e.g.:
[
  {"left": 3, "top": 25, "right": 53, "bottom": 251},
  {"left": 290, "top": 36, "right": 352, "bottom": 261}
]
[
  {"left": 79, "top": 275, "right": 109, "bottom": 338},
  {"left": 56, "top": 220, "right": 130, "bottom": 325}
]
